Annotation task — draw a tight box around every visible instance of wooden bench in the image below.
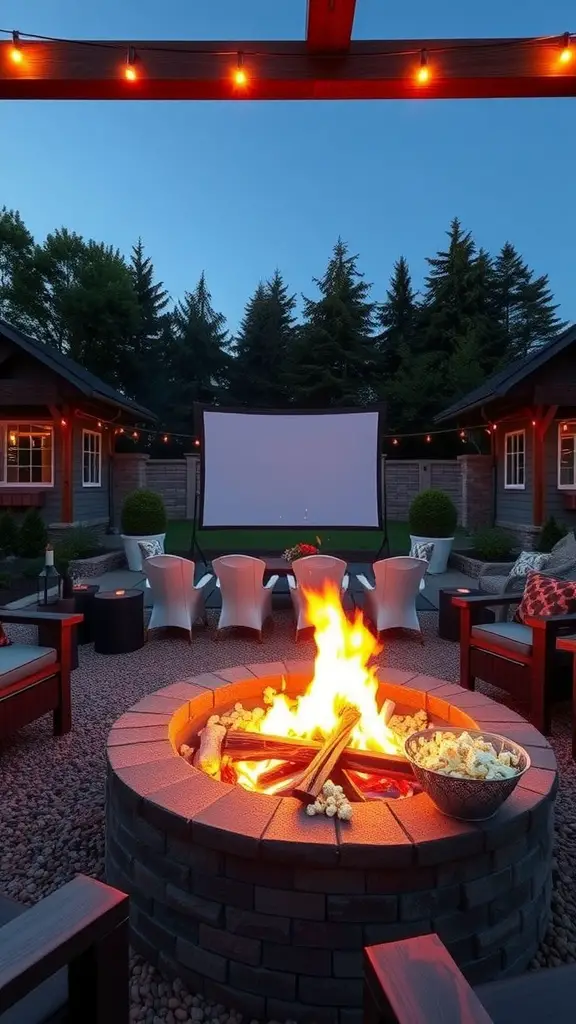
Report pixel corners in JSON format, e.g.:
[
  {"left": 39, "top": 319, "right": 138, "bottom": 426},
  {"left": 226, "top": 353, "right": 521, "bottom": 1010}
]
[
  {"left": 364, "top": 934, "right": 576, "bottom": 1023},
  {"left": 0, "top": 609, "right": 83, "bottom": 738},
  {"left": 0, "top": 875, "right": 129, "bottom": 1024}
]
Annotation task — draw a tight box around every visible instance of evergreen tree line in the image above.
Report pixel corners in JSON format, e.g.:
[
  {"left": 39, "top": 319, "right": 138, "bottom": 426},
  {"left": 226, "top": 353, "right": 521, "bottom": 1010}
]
[{"left": 0, "top": 208, "right": 567, "bottom": 453}]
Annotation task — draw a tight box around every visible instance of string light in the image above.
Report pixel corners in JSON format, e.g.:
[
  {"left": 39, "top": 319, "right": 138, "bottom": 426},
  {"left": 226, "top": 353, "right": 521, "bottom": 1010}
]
[
  {"left": 132, "top": 430, "right": 139, "bottom": 439},
  {"left": 124, "top": 45, "right": 138, "bottom": 81},
  {"left": 560, "top": 32, "right": 573, "bottom": 64},
  {"left": 97, "top": 420, "right": 102, "bottom": 428},
  {"left": 163, "top": 434, "right": 169, "bottom": 443},
  {"left": 392, "top": 438, "right": 399, "bottom": 446},
  {"left": 60, "top": 417, "right": 67, "bottom": 427},
  {"left": 426, "top": 434, "right": 432, "bottom": 443},
  {"left": 194, "top": 439, "right": 200, "bottom": 447},
  {"left": 563, "top": 423, "right": 568, "bottom": 431},
  {"left": 9, "top": 30, "right": 23, "bottom": 64},
  {"left": 233, "top": 51, "right": 247, "bottom": 87},
  {"left": 416, "top": 49, "right": 430, "bottom": 84}
]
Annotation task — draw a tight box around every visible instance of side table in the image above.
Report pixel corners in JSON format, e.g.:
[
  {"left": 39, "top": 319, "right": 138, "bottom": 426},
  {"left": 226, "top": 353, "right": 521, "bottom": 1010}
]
[
  {"left": 33, "top": 598, "right": 79, "bottom": 670},
  {"left": 94, "top": 590, "right": 145, "bottom": 655},
  {"left": 71, "top": 584, "right": 99, "bottom": 644},
  {"left": 438, "top": 587, "right": 496, "bottom": 642}
]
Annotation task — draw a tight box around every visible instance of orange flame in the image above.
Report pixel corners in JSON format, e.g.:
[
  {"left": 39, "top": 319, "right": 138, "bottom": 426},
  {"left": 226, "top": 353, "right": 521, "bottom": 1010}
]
[{"left": 234, "top": 583, "right": 401, "bottom": 791}]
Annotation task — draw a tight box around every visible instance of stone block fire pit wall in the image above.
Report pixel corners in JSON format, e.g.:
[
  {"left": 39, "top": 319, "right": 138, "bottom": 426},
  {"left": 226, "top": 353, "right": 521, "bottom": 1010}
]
[{"left": 106, "top": 662, "right": 557, "bottom": 1024}]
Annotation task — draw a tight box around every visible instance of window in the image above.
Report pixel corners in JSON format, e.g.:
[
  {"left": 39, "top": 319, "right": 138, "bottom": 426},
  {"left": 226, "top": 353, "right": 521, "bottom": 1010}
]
[
  {"left": 558, "top": 423, "right": 576, "bottom": 489},
  {"left": 0, "top": 423, "right": 53, "bottom": 486},
  {"left": 504, "top": 430, "right": 525, "bottom": 489},
  {"left": 82, "top": 430, "right": 102, "bottom": 487}
]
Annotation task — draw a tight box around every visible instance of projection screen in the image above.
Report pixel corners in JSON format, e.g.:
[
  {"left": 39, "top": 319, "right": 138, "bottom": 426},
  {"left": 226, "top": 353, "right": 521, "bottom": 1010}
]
[{"left": 199, "top": 408, "right": 382, "bottom": 529}]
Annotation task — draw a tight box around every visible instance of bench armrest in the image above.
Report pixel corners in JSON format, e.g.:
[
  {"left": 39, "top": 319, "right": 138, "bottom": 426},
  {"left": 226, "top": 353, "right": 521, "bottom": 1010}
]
[
  {"left": 364, "top": 934, "right": 493, "bottom": 1024},
  {"left": 0, "top": 610, "right": 83, "bottom": 628},
  {"left": 0, "top": 875, "right": 128, "bottom": 1015},
  {"left": 525, "top": 612, "right": 576, "bottom": 633}
]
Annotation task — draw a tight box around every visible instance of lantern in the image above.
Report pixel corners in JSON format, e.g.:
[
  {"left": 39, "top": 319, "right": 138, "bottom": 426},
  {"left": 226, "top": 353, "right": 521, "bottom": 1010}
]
[{"left": 37, "top": 544, "right": 63, "bottom": 606}]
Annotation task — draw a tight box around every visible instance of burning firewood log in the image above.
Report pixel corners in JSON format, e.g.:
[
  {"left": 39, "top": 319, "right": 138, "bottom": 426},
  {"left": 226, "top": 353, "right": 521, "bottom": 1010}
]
[
  {"left": 223, "top": 730, "right": 415, "bottom": 780},
  {"left": 193, "top": 718, "right": 227, "bottom": 777},
  {"left": 292, "top": 705, "right": 361, "bottom": 803}
]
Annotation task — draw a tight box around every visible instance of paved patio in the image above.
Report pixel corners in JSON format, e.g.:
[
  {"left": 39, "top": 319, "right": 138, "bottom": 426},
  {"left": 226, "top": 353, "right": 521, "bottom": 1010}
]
[{"left": 1, "top": 605, "right": 575, "bottom": 1023}]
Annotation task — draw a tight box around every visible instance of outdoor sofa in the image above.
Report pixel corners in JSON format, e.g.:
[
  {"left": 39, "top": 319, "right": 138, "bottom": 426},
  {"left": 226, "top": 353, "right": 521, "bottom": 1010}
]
[{"left": 0, "top": 609, "right": 82, "bottom": 740}]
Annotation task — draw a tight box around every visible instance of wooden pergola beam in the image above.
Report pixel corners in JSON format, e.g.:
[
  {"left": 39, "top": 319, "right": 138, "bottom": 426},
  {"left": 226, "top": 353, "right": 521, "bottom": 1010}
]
[
  {"left": 306, "top": 0, "right": 357, "bottom": 52},
  {"left": 0, "top": 38, "right": 574, "bottom": 101}
]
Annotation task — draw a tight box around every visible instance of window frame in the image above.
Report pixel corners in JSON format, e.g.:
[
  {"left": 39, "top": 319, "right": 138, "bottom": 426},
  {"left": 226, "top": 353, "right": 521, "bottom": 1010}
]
[
  {"left": 557, "top": 422, "right": 576, "bottom": 490},
  {"left": 0, "top": 422, "right": 54, "bottom": 488},
  {"left": 503, "top": 429, "right": 526, "bottom": 490},
  {"left": 82, "top": 429, "right": 102, "bottom": 488}
]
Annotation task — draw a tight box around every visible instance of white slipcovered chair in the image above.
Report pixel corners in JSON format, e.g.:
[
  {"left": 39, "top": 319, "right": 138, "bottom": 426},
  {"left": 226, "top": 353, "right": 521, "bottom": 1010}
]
[
  {"left": 212, "top": 554, "right": 279, "bottom": 642},
  {"left": 287, "top": 555, "right": 349, "bottom": 638},
  {"left": 143, "top": 555, "right": 212, "bottom": 640},
  {"left": 356, "top": 556, "right": 427, "bottom": 637}
]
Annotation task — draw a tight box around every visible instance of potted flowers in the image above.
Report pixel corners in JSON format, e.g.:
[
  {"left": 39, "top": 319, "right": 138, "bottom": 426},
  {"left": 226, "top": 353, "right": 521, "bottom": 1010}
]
[
  {"left": 282, "top": 538, "right": 322, "bottom": 563},
  {"left": 409, "top": 489, "right": 457, "bottom": 574},
  {"left": 121, "top": 489, "right": 167, "bottom": 571}
]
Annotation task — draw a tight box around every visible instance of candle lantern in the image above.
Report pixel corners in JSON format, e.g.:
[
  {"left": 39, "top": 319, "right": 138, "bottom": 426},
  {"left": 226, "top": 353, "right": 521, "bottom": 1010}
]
[{"left": 37, "top": 544, "right": 63, "bottom": 606}]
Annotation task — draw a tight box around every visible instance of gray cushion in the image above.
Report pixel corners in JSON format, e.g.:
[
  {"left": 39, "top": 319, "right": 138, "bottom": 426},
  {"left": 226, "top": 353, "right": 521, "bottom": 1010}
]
[
  {"left": 472, "top": 622, "right": 533, "bottom": 657},
  {"left": 479, "top": 575, "right": 511, "bottom": 595},
  {"left": 0, "top": 645, "right": 57, "bottom": 690},
  {"left": 547, "top": 532, "right": 576, "bottom": 573}
]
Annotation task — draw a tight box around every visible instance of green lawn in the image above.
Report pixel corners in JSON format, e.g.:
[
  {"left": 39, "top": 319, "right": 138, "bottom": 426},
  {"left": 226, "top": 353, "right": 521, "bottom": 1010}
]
[{"left": 165, "top": 521, "right": 413, "bottom": 556}]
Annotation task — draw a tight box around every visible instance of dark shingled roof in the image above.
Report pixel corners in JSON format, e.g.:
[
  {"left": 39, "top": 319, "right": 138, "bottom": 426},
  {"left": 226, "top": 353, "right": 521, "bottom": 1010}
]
[
  {"left": 435, "top": 323, "right": 576, "bottom": 423},
  {"left": 0, "top": 317, "right": 156, "bottom": 421}
]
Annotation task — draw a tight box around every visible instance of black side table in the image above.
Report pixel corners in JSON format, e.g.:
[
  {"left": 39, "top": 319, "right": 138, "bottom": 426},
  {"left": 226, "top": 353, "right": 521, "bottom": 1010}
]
[
  {"left": 33, "top": 598, "right": 79, "bottom": 670},
  {"left": 438, "top": 587, "right": 496, "bottom": 642},
  {"left": 94, "top": 590, "right": 145, "bottom": 655},
  {"left": 71, "top": 584, "right": 99, "bottom": 645}
]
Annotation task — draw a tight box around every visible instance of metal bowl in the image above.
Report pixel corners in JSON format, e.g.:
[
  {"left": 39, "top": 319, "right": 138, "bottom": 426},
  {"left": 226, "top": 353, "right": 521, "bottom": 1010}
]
[{"left": 404, "top": 728, "right": 531, "bottom": 821}]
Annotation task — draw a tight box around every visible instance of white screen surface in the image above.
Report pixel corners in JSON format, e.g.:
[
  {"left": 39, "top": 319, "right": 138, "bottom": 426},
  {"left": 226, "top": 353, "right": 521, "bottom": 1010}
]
[{"left": 201, "top": 410, "right": 381, "bottom": 528}]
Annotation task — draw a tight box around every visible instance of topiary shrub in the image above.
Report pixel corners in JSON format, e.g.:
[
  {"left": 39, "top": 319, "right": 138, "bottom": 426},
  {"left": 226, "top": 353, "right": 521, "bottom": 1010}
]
[
  {"left": 537, "top": 516, "right": 567, "bottom": 553},
  {"left": 409, "top": 489, "right": 457, "bottom": 539},
  {"left": 121, "top": 489, "right": 167, "bottom": 536},
  {"left": 471, "top": 527, "right": 515, "bottom": 562},
  {"left": 0, "top": 512, "right": 19, "bottom": 556},
  {"left": 18, "top": 508, "right": 48, "bottom": 558}
]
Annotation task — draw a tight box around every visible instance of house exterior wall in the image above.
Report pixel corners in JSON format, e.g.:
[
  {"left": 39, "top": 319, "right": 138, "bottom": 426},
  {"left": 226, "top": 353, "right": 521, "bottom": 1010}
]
[
  {"left": 70, "top": 422, "right": 111, "bottom": 526},
  {"left": 495, "top": 418, "right": 534, "bottom": 527}
]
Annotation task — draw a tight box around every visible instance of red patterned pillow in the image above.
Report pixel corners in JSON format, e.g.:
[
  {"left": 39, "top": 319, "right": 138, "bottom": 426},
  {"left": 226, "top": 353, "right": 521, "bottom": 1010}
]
[
  {"left": 0, "top": 622, "right": 12, "bottom": 647},
  {"left": 516, "top": 571, "right": 576, "bottom": 623}
]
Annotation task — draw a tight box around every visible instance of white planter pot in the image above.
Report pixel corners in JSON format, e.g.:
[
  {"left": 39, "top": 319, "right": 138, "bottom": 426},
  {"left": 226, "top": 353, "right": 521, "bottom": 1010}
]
[
  {"left": 121, "top": 533, "right": 166, "bottom": 572},
  {"left": 410, "top": 535, "right": 454, "bottom": 575}
]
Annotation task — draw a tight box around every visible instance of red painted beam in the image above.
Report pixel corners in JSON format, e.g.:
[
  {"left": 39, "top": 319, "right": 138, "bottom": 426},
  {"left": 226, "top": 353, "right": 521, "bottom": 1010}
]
[
  {"left": 306, "top": 0, "right": 357, "bottom": 52},
  {"left": 0, "top": 38, "right": 574, "bottom": 101}
]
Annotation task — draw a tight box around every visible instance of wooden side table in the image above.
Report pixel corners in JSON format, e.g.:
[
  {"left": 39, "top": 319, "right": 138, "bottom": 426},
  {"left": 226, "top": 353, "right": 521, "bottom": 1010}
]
[
  {"left": 438, "top": 587, "right": 495, "bottom": 642},
  {"left": 32, "top": 598, "right": 79, "bottom": 670},
  {"left": 94, "top": 590, "right": 145, "bottom": 655},
  {"left": 71, "top": 584, "right": 99, "bottom": 644}
]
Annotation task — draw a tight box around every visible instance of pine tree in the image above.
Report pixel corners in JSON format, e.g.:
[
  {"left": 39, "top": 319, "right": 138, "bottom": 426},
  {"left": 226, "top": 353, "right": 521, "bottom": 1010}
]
[
  {"left": 288, "top": 239, "right": 377, "bottom": 407},
  {"left": 127, "top": 239, "right": 170, "bottom": 408},
  {"left": 492, "top": 242, "right": 566, "bottom": 360},
  {"left": 230, "top": 270, "right": 296, "bottom": 406},
  {"left": 376, "top": 257, "right": 418, "bottom": 423},
  {"left": 169, "top": 273, "right": 230, "bottom": 432}
]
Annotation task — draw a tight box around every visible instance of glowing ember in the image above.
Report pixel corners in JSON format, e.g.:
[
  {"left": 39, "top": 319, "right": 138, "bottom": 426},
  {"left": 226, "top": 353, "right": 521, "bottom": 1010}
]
[{"left": 234, "top": 583, "right": 402, "bottom": 792}]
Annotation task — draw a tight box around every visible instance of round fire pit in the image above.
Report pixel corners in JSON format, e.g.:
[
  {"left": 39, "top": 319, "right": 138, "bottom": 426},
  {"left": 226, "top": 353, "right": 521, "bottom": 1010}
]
[{"left": 106, "top": 662, "right": 557, "bottom": 1022}]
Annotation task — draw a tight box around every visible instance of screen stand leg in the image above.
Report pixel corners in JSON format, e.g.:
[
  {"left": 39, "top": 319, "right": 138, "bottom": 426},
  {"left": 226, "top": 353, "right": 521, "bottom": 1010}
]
[
  {"left": 189, "top": 485, "right": 208, "bottom": 569},
  {"left": 375, "top": 529, "right": 390, "bottom": 560}
]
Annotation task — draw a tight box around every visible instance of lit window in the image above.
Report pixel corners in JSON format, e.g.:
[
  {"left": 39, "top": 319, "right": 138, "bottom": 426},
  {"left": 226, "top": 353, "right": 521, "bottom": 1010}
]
[
  {"left": 558, "top": 423, "right": 576, "bottom": 489},
  {"left": 504, "top": 430, "right": 525, "bottom": 489},
  {"left": 1, "top": 423, "right": 53, "bottom": 485},
  {"left": 82, "top": 430, "right": 102, "bottom": 487}
]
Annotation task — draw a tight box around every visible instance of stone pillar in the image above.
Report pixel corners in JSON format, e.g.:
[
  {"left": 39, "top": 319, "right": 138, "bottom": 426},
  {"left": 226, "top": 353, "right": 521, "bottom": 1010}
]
[
  {"left": 112, "top": 453, "right": 149, "bottom": 528},
  {"left": 458, "top": 454, "right": 494, "bottom": 530},
  {"left": 184, "top": 454, "right": 200, "bottom": 519}
]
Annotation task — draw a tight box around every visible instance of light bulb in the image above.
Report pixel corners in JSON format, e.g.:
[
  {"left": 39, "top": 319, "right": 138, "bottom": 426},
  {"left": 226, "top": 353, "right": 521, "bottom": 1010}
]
[
  {"left": 416, "top": 50, "right": 430, "bottom": 84},
  {"left": 10, "top": 31, "right": 22, "bottom": 64}
]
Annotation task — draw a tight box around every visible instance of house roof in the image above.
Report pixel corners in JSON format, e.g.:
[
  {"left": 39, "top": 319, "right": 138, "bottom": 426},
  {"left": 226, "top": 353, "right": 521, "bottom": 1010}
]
[
  {"left": 435, "top": 323, "right": 576, "bottom": 423},
  {"left": 0, "top": 318, "right": 156, "bottom": 421}
]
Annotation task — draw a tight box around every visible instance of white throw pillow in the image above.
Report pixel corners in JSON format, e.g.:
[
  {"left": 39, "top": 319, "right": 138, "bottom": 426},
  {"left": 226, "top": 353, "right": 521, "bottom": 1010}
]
[
  {"left": 509, "top": 550, "right": 549, "bottom": 579},
  {"left": 138, "top": 539, "right": 164, "bottom": 561},
  {"left": 409, "top": 541, "right": 434, "bottom": 564}
]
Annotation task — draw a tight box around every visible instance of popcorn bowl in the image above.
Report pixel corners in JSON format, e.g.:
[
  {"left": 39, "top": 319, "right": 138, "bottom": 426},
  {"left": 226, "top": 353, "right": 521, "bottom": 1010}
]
[{"left": 404, "top": 728, "right": 531, "bottom": 821}]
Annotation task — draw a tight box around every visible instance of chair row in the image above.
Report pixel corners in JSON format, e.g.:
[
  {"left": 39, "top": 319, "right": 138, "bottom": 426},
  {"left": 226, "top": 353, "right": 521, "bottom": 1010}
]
[{"left": 142, "top": 552, "right": 429, "bottom": 641}]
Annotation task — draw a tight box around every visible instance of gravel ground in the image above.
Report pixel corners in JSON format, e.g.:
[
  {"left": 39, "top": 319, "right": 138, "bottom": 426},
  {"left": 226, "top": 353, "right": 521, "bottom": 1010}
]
[{"left": 1, "top": 610, "right": 575, "bottom": 1022}]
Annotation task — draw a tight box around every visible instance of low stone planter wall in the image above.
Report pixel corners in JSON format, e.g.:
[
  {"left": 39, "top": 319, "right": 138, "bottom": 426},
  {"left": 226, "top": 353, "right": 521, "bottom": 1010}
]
[
  {"left": 449, "top": 550, "right": 515, "bottom": 580},
  {"left": 70, "top": 550, "right": 126, "bottom": 579}
]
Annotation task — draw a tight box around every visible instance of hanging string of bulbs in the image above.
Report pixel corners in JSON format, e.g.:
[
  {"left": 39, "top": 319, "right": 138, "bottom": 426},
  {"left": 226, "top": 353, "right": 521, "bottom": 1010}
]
[{"left": 1, "top": 28, "right": 574, "bottom": 89}]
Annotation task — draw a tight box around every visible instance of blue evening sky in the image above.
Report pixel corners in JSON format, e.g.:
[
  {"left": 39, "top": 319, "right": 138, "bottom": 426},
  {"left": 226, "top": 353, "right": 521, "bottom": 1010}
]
[{"left": 1, "top": 0, "right": 575, "bottom": 332}]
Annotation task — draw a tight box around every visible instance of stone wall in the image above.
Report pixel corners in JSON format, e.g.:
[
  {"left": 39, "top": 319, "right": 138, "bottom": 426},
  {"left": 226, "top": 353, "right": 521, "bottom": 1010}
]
[{"left": 112, "top": 453, "right": 494, "bottom": 529}]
